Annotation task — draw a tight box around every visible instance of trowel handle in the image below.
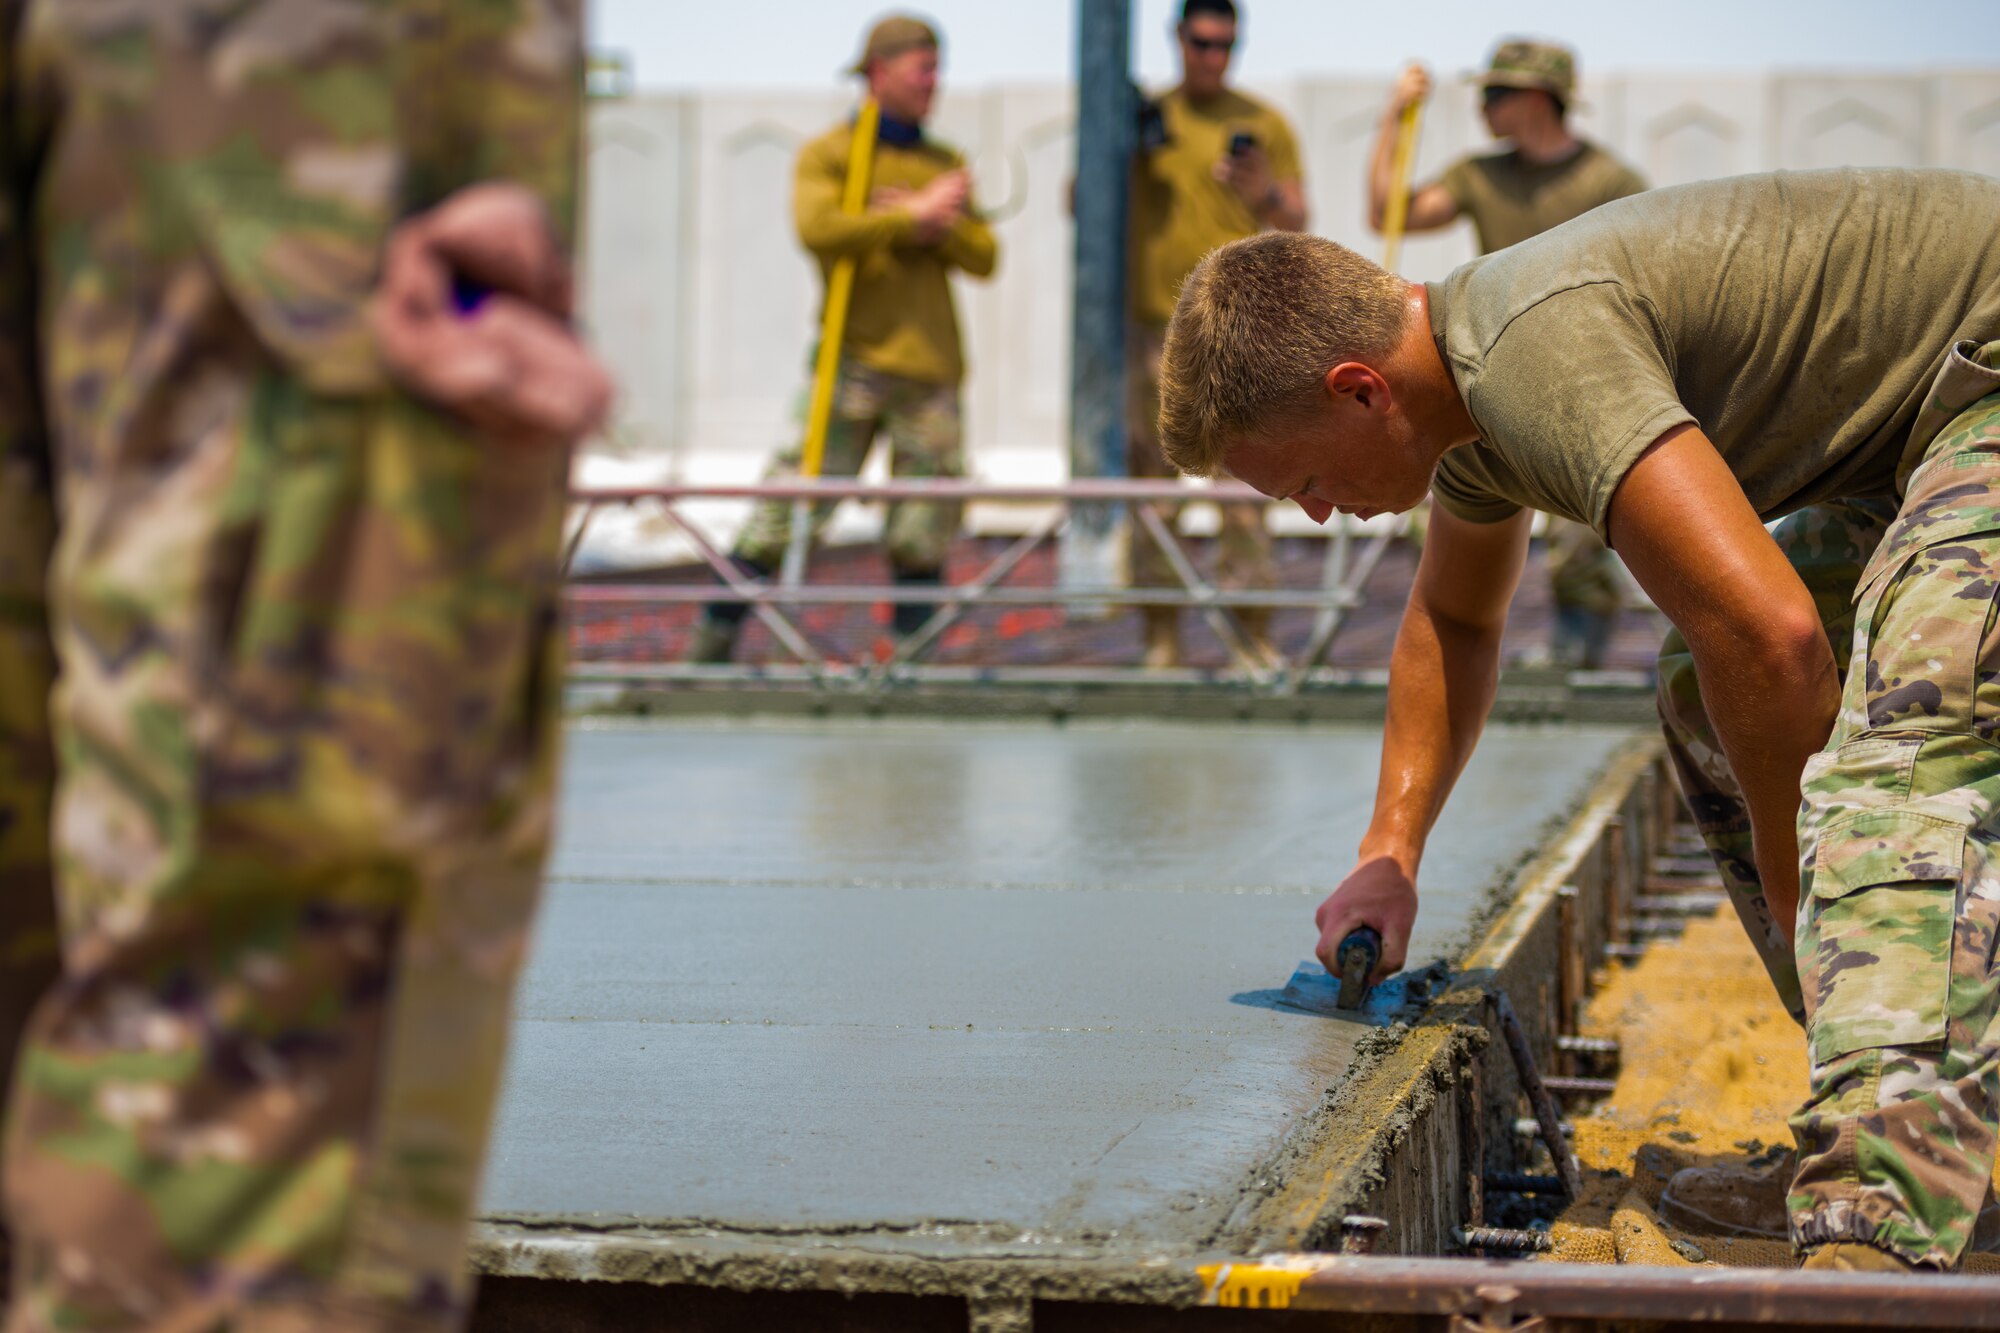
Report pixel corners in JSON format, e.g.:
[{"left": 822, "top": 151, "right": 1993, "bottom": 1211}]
[{"left": 1335, "top": 927, "right": 1383, "bottom": 1010}]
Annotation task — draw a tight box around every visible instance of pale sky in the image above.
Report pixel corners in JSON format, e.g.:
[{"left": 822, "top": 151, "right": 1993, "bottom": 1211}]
[{"left": 593, "top": 0, "right": 2000, "bottom": 92}]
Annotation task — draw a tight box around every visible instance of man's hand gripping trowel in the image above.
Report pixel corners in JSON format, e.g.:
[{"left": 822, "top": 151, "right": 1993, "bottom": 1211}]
[
  {"left": 1261, "top": 926, "right": 1400, "bottom": 1022},
  {"left": 1334, "top": 926, "right": 1383, "bottom": 1011}
]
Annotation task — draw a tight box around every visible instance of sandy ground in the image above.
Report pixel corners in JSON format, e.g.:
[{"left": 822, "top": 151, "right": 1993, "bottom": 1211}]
[{"left": 1546, "top": 906, "right": 2000, "bottom": 1270}]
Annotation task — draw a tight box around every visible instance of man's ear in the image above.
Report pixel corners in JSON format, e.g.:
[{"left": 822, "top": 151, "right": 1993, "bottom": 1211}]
[{"left": 1324, "top": 361, "right": 1392, "bottom": 413}]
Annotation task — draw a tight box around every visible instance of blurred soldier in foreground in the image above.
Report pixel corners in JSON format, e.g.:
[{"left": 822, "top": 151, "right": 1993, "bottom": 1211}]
[
  {"left": 690, "top": 14, "right": 997, "bottom": 663},
  {"left": 0, "top": 4, "right": 609, "bottom": 1329},
  {"left": 1368, "top": 39, "right": 1646, "bottom": 668},
  {"left": 1126, "top": 0, "right": 1305, "bottom": 669}
]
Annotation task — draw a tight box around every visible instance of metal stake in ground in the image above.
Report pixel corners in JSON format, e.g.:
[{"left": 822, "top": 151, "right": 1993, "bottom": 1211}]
[{"left": 1494, "top": 991, "right": 1584, "bottom": 1198}]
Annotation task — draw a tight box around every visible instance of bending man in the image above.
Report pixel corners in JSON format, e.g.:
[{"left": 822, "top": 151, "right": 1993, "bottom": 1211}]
[{"left": 1156, "top": 167, "right": 2000, "bottom": 1272}]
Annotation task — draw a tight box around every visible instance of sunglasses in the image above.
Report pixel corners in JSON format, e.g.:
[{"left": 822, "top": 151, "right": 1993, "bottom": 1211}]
[
  {"left": 1186, "top": 34, "right": 1235, "bottom": 54},
  {"left": 1481, "top": 86, "right": 1523, "bottom": 108}
]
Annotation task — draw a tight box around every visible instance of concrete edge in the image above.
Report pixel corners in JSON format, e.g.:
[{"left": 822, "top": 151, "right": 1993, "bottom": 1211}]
[
  {"left": 470, "top": 1223, "right": 1210, "bottom": 1308},
  {"left": 1217, "top": 734, "right": 1666, "bottom": 1258}
]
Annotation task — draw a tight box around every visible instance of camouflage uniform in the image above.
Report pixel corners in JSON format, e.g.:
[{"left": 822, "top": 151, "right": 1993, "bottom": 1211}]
[
  {"left": 0, "top": 4, "right": 580, "bottom": 1330},
  {"left": 1126, "top": 323, "right": 1277, "bottom": 597},
  {"left": 733, "top": 358, "right": 964, "bottom": 576},
  {"left": 1546, "top": 516, "right": 1624, "bottom": 669},
  {"left": 1660, "top": 339, "right": 2000, "bottom": 1268}
]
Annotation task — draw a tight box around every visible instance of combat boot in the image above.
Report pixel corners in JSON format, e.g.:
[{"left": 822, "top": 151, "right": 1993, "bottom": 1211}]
[
  {"left": 1659, "top": 1161, "right": 1789, "bottom": 1239},
  {"left": 892, "top": 568, "right": 943, "bottom": 639},
  {"left": 1142, "top": 607, "right": 1181, "bottom": 669},
  {"left": 686, "top": 555, "right": 769, "bottom": 663},
  {"left": 1234, "top": 606, "right": 1277, "bottom": 669},
  {"left": 685, "top": 616, "right": 741, "bottom": 664},
  {"left": 1799, "top": 1242, "right": 1919, "bottom": 1273}
]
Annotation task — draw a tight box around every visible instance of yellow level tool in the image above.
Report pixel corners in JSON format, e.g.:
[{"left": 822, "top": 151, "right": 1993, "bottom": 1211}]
[{"left": 1379, "top": 98, "right": 1424, "bottom": 273}]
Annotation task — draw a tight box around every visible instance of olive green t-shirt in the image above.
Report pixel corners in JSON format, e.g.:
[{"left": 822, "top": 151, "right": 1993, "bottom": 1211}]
[
  {"left": 1427, "top": 168, "right": 2000, "bottom": 540},
  {"left": 1128, "top": 87, "right": 1303, "bottom": 328},
  {"left": 794, "top": 122, "right": 999, "bottom": 386},
  {"left": 1438, "top": 141, "right": 1646, "bottom": 254}
]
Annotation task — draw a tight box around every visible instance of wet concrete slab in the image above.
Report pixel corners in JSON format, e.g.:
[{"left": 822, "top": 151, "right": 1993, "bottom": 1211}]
[{"left": 481, "top": 720, "right": 1629, "bottom": 1251}]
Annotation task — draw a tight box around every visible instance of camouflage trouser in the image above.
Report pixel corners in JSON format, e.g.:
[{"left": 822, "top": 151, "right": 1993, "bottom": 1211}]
[
  {"left": 0, "top": 5, "right": 579, "bottom": 1330},
  {"left": 1127, "top": 322, "right": 1277, "bottom": 594},
  {"left": 1657, "top": 496, "right": 1898, "bottom": 1023},
  {"left": 1788, "top": 342, "right": 2000, "bottom": 1268},
  {"left": 734, "top": 360, "right": 964, "bottom": 575},
  {"left": 1661, "top": 338, "right": 2000, "bottom": 1267},
  {"left": 1547, "top": 517, "right": 1623, "bottom": 668}
]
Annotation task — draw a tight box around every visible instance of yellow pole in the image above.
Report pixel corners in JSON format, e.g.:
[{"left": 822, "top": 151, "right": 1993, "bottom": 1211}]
[
  {"left": 801, "top": 98, "right": 881, "bottom": 478},
  {"left": 1379, "top": 99, "right": 1424, "bottom": 273}
]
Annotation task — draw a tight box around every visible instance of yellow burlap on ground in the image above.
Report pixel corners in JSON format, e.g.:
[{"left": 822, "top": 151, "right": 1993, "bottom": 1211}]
[{"left": 1540, "top": 910, "right": 2000, "bottom": 1271}]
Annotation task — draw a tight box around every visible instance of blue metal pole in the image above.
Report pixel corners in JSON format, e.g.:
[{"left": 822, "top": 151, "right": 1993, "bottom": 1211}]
[{"left": 1060, "top": 0, "right": 1135, "bottom": 593}]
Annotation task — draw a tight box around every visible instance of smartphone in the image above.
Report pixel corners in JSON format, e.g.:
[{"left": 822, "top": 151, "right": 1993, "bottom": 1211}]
[
  {"left": 1227, "top": 130, "right": 1257, "bottom": 157},
  {"left": 1137, "top": 95, "right": 1170, "bottom": 152}
]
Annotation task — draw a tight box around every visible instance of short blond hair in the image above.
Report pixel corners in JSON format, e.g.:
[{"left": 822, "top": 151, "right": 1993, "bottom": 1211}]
[{"left": 1157, "top": 232, "right": 1410, "bottom": 477}]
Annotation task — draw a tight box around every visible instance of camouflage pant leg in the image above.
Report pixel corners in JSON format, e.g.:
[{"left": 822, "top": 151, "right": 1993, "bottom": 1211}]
[
  {"left": 732, "top": 361, "right": 889, "bottom": 572},
  {"left": 2, "top": 4, "right": 580, "bottom": 1330},
  {"left": 8, "top": 387, "right": 570, "bottom": 1333},
  {"left": 1125, "top": 323, "right": 1177, "bottom": 589},
  {"left": 1789, "top": 370, "right": 2000, "bottom": 1268},
  {"left": 1655, "top": 496, "right": 1896, "bottom": 1022},
  {"left": 1547, "top": 518, "right": 1622, "bottom": 667},
  {"left": 1125, "top": 324, "right": 1275, "bottom": 594},
  {"left": 0, "top": 28, "right": 58, "bottom": 1218},
  {"left": 879, "top": 376, "right": 964, "bottom": 573}
]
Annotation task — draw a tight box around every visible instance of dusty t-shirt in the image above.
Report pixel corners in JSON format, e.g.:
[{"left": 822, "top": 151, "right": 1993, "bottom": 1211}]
[
  {"left": 1438, "top": 141, "right": 1646, "bottom": 255},
  {"left": 1128, "top": 86, "right": 1303, "bottom": 328},
  {"left": 1427, "top": 168, "right": 2000, "bottom": 539}
]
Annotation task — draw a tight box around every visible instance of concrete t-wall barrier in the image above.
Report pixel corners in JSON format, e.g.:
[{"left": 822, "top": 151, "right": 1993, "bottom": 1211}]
[{"left": 580, "top": 71, "right": 2000, "bottom": 552}]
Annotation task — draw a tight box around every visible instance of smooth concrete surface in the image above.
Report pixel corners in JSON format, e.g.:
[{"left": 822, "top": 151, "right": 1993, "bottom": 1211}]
[{"left": 481, "top": 720, "right": 1628, "bottom": 1250}]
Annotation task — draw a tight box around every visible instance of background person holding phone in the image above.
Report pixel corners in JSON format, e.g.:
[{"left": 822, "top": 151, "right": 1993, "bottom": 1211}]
[{"left": 1125, "top": 0, "right": 1306, "bottom": 669}]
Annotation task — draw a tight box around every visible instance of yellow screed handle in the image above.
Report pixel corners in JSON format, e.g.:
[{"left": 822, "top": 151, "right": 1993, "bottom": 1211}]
[
  {"left": 801, "top": 98, "right": 881, "bottom": 479},
  {"left": 1380, "top": 98, "right": 1424, "bottom": 274}
]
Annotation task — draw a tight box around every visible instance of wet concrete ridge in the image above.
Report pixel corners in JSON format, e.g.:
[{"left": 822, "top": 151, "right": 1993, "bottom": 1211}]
[{"left": 478, "top": 720, "right": 1630, "bottom": 1264}]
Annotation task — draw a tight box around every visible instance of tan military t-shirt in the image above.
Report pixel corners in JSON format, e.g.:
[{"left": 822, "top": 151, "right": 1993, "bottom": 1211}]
[
  {"left": 794, "top": 123, "right": 999, "bottom": 386},
  {"left": 1438, "top": 141, "right": 1646, "bottom": 254},
  {"left": 1128, "top": 87, "right": 1303, "bottom": 328},
  {"left": 1427, "top": 168, "right": 2000, "bottom": 540}
]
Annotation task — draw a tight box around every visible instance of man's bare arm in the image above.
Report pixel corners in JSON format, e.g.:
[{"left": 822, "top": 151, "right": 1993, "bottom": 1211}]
[
  {"left": 1313, "top": 506, "right": 1532, "bottom": 980},
  {"left": 1607, "top": 424, "right": 1838, "bottom": 938}
]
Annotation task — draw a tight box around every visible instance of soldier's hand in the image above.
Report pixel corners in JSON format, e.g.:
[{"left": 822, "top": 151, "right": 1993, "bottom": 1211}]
[
  {"left": 1313, "top": 856, "right": 1420, "bottom": 987},
  {"left": 371, "top": 182, "right": 613, "bottom": 447},
  {"left": 1212, "top": 145, "right": 1273, "bottom": 212},
  {"left": 1389, "top": 62, "right": 1431, "bottom": 117},
  {"left": 906, "top": 170, "right": 970, "bottom": 243}
]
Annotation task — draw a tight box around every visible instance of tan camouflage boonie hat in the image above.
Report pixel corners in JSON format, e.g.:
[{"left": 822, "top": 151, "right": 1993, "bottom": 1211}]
[
  {"left": 1469, "top": 39, "right": 1578, "bottom": 104},
  {"left": 848, "top": 14, "right": 941, "bottom": 74}
]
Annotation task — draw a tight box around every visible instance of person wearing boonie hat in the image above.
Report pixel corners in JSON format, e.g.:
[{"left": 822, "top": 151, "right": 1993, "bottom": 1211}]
[
  {"left": 847, "top": 13, "right": 939, "bottom": 74},
  {"left": 1368, "top": 38, "right": 1644, "bottom": 257},
  {"left": 1365, "top": 37, "right": 1649, "bottom": 670},
  {"left": 690, "top": 12, "right": 999, "bottom": 664}
]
